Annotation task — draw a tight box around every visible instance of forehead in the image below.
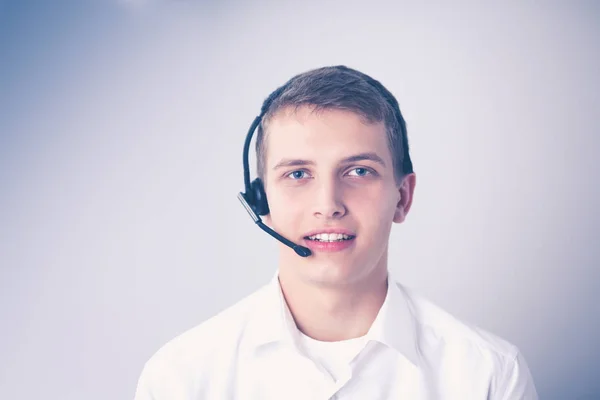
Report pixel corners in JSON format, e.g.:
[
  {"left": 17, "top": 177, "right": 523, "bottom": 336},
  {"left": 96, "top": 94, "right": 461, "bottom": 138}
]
[{"left": 264, "top": 106, "right": 391, "bottom": 166}]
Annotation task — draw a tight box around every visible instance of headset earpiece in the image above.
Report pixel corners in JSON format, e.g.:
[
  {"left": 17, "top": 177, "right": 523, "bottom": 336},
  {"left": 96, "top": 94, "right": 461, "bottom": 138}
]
[{"left": 249, "top": 178, "right": 270, "bottom": 216}]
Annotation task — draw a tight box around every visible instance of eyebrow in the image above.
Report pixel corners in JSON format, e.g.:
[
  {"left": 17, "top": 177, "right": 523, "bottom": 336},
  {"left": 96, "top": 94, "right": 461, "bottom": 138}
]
[{"left": 272, "top": 152, "right": 387, "bottom": 170}]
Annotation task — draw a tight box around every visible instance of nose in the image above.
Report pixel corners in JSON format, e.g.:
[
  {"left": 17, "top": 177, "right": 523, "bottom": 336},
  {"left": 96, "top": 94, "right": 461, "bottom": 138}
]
[{"left": 311, "top": 177, "right": 347, "bottom": 220}]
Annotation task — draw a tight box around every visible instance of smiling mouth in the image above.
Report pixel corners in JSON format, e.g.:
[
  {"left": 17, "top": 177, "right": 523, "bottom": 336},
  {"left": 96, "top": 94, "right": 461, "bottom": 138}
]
[{"left": 304, "top": 233, "right": 356, "bottom": 242}]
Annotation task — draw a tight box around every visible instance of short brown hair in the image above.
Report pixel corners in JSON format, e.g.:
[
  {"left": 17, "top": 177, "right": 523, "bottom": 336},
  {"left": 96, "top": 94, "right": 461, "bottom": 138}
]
[{"left": 255, "top": 65, "right": 413, "bottom": 184}]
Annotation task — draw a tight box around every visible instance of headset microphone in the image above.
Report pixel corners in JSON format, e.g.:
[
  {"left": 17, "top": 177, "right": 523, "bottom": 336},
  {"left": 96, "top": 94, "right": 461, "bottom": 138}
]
[
  {"left": 237, "top": 192, "right": 311, "bottom": 257},
  {"left": 238, "top": 115, "right": 312, "bottom": 258}
]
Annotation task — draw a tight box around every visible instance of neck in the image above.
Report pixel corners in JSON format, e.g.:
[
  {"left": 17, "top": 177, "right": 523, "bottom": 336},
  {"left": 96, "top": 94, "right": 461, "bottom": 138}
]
[{"left": 278, "top": 262, "right": 389, "bottom": 342}]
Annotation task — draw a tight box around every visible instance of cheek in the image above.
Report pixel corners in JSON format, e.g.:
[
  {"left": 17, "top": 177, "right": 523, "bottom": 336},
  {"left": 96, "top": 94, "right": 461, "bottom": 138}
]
[
  {"left": 265, "top": 188, "right": 304, "bottom": 227},
  {"left": 350, "top": 188, "right": 397, "bottom": 229}
]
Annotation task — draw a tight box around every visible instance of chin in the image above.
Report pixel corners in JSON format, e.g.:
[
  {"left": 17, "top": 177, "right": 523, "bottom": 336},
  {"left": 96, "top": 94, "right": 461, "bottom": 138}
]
[{"left": 301, "top": 259, "right": 368, "bottom": 286}]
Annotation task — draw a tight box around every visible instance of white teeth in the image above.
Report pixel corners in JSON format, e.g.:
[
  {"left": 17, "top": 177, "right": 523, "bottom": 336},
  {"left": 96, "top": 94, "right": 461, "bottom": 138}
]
[{"left": 307, "top": 233, "right": 353, "bottom": 242}]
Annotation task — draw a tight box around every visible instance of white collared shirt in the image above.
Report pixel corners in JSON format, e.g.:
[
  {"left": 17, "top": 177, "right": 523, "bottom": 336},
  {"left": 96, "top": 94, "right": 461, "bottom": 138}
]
[{"left": 134, "top": 272, "right": 538, "bottom": 399}]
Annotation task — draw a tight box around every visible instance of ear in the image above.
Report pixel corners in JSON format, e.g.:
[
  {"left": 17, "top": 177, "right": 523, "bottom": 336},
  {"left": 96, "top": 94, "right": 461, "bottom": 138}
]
[{"left": 393, "top": 173, "right": 417, "bottom": 223}]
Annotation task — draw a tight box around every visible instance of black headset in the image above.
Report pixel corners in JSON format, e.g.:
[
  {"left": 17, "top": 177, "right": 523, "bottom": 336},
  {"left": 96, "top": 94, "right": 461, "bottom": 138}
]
[{"left": 237, "top": 68, "right": 413, "bottom": 258}]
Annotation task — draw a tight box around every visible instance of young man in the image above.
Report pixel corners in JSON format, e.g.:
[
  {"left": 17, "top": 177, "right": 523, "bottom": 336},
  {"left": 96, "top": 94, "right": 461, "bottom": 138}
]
[{"left": 134, "top": 66, "right": 538, "bottom": 399}]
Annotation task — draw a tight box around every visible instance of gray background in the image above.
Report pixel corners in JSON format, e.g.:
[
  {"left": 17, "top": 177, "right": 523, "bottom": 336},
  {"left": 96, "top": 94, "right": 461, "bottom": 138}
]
[{"left": 1, "top": 1, "right": 599, "bottom": 399}]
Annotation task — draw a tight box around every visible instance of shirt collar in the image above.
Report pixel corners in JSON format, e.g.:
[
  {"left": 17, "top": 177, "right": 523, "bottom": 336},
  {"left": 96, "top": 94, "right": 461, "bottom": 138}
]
[
  {"left": 244, "top": 270, "right": 420, "bottom": 367},
  {"left": 245, "top": 271, "right": 301, "bottom": 350},
  {"left": 365, "top": 269, "right": 420, "bottom": 366}
]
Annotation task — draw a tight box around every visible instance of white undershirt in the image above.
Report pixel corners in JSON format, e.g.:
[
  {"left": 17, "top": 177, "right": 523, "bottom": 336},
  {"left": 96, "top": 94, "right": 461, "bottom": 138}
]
[{"left": 297, "top": 331, "right": 369, "bottom": 382}]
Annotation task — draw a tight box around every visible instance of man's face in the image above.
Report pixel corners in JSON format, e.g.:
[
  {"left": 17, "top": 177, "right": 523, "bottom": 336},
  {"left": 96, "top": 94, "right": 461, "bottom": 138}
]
[{"left": 263, "top": 106, "right": 415, "bottom": 287}]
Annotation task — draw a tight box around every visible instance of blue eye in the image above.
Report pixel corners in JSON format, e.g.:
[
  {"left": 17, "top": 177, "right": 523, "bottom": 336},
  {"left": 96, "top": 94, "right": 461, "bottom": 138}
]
[
  {"left": 288, "top": 170, "right": 306, "bottom": 180},
  {"left": 347, "top": 167, "right": 371, "bottom": 177}
]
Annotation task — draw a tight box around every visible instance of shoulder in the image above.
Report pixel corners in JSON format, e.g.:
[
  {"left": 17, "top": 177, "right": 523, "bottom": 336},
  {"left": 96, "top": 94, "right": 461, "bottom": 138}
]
[
  {"left": 134, "top": 284, "right": 269, "bottom": 398},
  {"left": 396, "top": 283, "right": 538, "bottom": 398},
  {"left": 148, "top": 284, "right": 269, "bottom": 365},
  {"left": 398, "top": 282, "right": 519, "bottom": 361}
]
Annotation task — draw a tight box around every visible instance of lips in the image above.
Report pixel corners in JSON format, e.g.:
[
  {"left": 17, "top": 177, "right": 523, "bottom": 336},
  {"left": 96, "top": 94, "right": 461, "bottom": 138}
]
[
  {"left": 301, "top": 228, "right": 357, "bottom": 253},
  {"left": 302, "top": 235, "right": 356, "bottom": 253},
  {"left": 302, "top": 228, "right": 356, "bottom": 239}
]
